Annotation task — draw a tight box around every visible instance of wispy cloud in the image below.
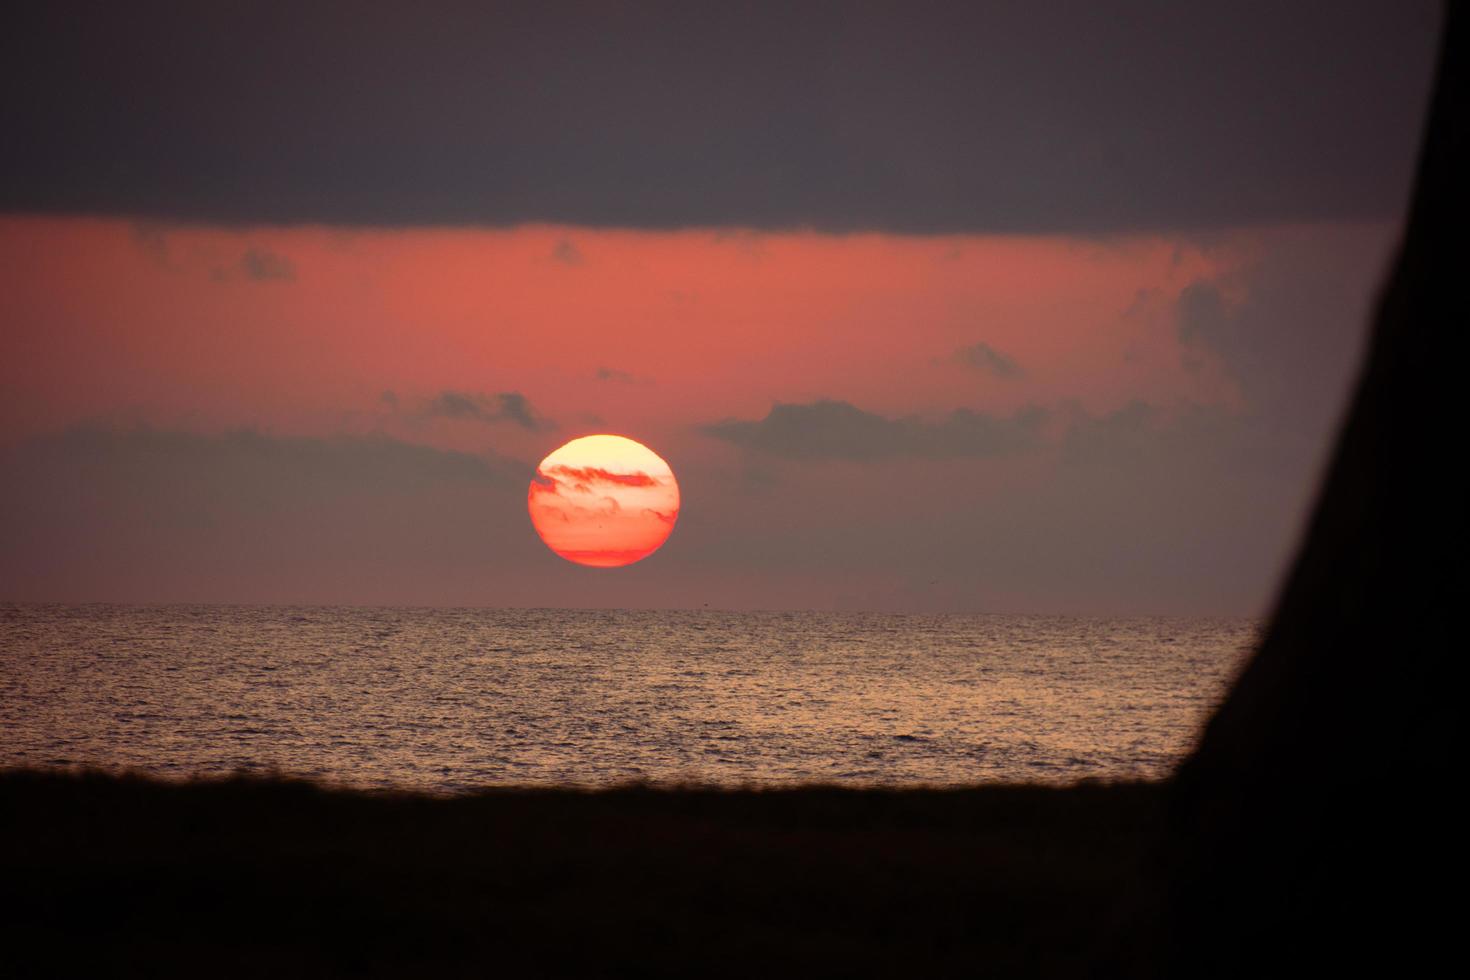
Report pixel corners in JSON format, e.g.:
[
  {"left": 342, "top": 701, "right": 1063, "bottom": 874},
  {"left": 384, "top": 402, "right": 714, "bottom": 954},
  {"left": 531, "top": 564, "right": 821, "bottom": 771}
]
[
  {"left": 552, "top": 239, "right": 585, "bottom": 266},
  {"left": 594, "top": 367, "right": 650, "bottom": 385},
  {"left": 541, "top": 464, "right": 660, "bottom": 489},
  {"left": 421, "top": 390, "right": 556, "bottom": 431},
  {"left": 702, "top": 399, "right": 1046, "bottom": 460},
  {"left": 951, "top": 341, "right": 1022, "bottom": 379},
  {"left": 238, "top": 247, "right": 295, "bottom": 281}
]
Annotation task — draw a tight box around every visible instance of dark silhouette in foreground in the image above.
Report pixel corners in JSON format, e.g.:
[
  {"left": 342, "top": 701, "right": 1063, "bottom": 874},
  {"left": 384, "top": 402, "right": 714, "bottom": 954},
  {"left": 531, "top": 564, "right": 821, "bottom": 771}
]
[
  {"left": 3, "top": 776, "right": 1164, "bottom": 977},
  {"left": 1168, "top": 4, "right": 1454, "bottom": 972},
  {"left": 1, "top": 10, "right": 1452, "bottom": 977}
]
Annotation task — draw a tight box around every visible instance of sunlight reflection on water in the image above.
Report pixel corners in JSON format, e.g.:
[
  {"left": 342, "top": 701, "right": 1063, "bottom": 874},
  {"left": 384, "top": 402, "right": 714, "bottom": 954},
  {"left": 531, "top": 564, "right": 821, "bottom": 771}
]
[{"left": 0, "top": 604, "right": 1255, "bottom": 792}]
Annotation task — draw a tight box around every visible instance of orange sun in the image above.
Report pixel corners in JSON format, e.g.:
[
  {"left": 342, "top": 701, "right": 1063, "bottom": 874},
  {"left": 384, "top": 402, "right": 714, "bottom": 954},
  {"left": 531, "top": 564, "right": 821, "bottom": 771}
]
[{"left": 527, "top": 434, "right": 680, "bottom": 568}]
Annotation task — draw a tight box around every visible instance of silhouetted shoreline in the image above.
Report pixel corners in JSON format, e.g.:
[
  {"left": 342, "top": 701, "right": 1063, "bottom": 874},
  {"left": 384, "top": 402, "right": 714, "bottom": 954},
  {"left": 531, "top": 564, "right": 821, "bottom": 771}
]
[{"left": 3, "top": 769, "right": 1166, "bottom": 977}]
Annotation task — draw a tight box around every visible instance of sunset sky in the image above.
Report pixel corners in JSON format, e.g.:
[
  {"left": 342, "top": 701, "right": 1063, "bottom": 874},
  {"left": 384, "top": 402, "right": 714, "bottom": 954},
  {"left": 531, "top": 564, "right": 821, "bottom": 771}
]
[{"left": 0, "top": 2, "right": 1440, "bottom": 614}]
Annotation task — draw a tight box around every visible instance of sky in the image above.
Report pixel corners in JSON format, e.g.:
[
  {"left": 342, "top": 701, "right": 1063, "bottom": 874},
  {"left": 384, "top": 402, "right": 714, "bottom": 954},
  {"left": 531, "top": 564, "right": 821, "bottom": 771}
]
[{"left": 0, "top": 2, "right": 1442, "bottom": 614}]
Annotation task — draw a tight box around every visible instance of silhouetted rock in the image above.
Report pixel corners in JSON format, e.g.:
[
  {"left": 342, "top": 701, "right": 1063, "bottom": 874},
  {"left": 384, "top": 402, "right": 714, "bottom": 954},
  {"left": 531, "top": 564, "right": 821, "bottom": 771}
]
[{"left": 1169, "top": 6, "right": 1455, "bottom": 973}]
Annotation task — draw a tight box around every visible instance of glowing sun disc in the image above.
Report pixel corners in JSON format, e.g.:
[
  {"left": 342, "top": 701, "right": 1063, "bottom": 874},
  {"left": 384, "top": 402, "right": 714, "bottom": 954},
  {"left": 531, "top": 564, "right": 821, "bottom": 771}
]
[{"left": 527, "top": 434, "right": 680, "bottom": 568}]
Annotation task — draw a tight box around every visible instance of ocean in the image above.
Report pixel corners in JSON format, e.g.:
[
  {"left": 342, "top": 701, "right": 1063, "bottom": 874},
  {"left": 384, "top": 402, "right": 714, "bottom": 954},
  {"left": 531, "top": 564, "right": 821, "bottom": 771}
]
[{"left": 0, "top": 604, "right": 1255, "bottom": 792}]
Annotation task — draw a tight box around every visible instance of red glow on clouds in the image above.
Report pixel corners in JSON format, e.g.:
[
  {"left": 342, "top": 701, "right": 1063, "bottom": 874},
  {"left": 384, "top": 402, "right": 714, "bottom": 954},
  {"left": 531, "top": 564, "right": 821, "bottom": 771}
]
[
  {"left": 0, "top": 215, "right": 1393, "bottom": 611},
  {"left": 0, "top": 216, "right": 1253, "bottom": 452},
  {"left": 542, "top": 465, "right": 661, "bottom": 489}
]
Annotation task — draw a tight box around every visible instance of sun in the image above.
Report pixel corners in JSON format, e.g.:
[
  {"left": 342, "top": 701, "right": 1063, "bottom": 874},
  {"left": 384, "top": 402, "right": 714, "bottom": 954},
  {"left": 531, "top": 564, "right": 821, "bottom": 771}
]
[{"left": 527, "top": 434, "right": 680, "bottom": 568}]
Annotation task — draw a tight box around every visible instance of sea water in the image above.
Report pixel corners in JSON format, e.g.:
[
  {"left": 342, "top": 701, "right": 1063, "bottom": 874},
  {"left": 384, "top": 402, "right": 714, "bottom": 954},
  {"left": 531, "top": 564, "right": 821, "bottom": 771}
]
[{"left": 0, "top": 604, "right": 1255, "bottom": 792}]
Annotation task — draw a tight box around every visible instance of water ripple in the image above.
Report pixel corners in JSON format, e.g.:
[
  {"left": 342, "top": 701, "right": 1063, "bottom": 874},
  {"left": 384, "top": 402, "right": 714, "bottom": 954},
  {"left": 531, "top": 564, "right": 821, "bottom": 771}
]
[{"left": 0, "top": 604, "right": 1256, "bottom": 791}]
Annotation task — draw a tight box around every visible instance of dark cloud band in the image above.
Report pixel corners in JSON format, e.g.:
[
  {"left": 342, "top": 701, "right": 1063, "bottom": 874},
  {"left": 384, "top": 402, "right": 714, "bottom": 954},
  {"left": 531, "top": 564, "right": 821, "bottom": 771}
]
[
  {"left": 702, "top": 399, "right": 1046, "bottom": 460},
  {"left": 1, "top": 2, "right": 1437, "bottom": 231}
]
